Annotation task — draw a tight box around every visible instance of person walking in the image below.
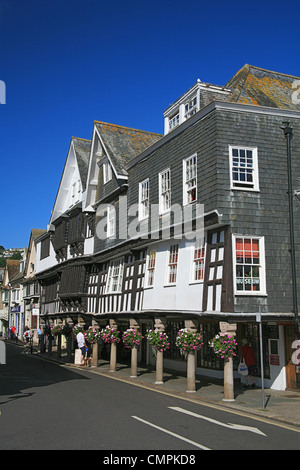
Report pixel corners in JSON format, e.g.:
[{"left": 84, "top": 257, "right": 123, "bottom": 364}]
[
  {"left": 76, "top": 327, "right": 86, "bottom": 366},
  {"left": 241, "top": 338, "right": 256, "bottom": 388}
]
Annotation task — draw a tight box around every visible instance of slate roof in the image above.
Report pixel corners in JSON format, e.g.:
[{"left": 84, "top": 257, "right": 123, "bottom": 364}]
[
  {"left": 72, "top": 137, "right": 91, "bottom": 190},
  {"left": 94, "top": 121, "right": 162, "bottom": 177},
  {"left": 3, "top": 259, "right": 20, "bottom": 288},
  {"left": 226, "top": 64, "right": 300, "bottom": 110},
  {"left": 31, "top": 228, "right": 46, "bottom": 240}
]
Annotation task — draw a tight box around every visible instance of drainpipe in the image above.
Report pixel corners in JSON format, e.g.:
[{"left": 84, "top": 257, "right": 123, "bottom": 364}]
[{"left": 282, "top": 122, "right": 299, "bottom": 332}]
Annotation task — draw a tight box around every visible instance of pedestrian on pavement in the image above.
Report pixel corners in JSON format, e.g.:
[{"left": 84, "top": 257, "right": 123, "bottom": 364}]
[
  {"left": 241, "top": 338, "right": 256, "bottom": 388},
  {"left": 11, "top": 325, "right": 17, "bottom": 342},
  {"left": 37, "top": 328, "right": 42, "bottom": 345},
  {"left": 24, "top": 326, "right": 30, "bottom": 344},
  {"left": 84, "top": 341, "right": 92, "bottom": 367},
  {"left": 76, "top": 327, "right": 86, "bottom": 366}
]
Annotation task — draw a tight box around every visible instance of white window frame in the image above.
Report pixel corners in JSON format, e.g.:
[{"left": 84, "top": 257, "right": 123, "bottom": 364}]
[
  {"left": 229, "top": 146, "right": 259, "bottom": 191},
  {"left": 232, "top": 235, "right": 266, "bottom": 296},
  {"left": 165, "top": 244, "right": 179, "bottom": 285},
  {"left": 105, "top": 258, "right": 124, "bottom": 294},
  {"left": 139, "top": 179, "right": 149, "bottom": 220},
  {"left": 183, "top": 154, "right": 197, "bottom": 205},
  {"left": 184, "top": 95, "right": 198, "bottom": 118},
  {"left": 190, "top": 241, "right": 206, "bottom": 284},
  {"left": 103, "top": 162, "right": 112, "bottom": 184},
  {"left": 145, "top": 249, "right": 157, "bottom": 288},
  {"left": 159, "top": 168, "right": 171, "bottom": 214},
  {"left": 169, "top": 113, "right": 180, "bottom": 131},
  {"left": 107, "top": 206, "right": 116, "bottom": 238}
]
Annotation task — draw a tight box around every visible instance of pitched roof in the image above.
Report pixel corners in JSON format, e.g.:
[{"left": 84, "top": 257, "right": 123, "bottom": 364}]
[
  {"left": 94, "top": 121, "right": 162, "bottom": 177},
  {"left": 72, "top": 137, "right": 91, "bottom": 190},
  {"left": 31, "top": 228, "right": 46, "bottom": 240},
  {"left": 5, "top": 259, "right": 20, "bottom": 283},
  {"left": 226, "top": 64, "right": 300, "bottom": 110}
]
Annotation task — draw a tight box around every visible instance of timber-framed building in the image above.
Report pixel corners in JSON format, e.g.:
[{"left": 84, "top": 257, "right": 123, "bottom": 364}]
[{"left": 35, "top": 65, "right": 300, "bottom": 390}]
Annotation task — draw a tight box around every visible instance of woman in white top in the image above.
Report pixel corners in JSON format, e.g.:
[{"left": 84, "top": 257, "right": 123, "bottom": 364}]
[{"left": 76, "top": 328, "right": 86, "bottom": 365}]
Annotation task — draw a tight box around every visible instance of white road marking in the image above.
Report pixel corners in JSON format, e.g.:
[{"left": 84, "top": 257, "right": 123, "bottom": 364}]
[
  {"left": 132, "top": 416, "right": 211, "bottom": 450},
  {"left": 169, "top": 406, "right": 267, "bottom": 436}
]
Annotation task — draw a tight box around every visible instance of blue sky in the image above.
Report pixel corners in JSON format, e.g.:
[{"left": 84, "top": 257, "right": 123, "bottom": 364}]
[{"left": 1, "top": 0, "right": 300, "bottom": 249}]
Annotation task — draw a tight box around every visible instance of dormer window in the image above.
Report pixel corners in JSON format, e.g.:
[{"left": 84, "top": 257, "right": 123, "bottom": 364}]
[
  {"left": 184, "top": 96, "right": 197, "bottom": 118},
  {"left": 103, "top": 162, "right": 112, "bottom": 184},
  {"left": 169, "top": 113, "right": 180, "bottom": 131},
  {"left": 70, "top": 179, "right": 81, "bottom": 207}
]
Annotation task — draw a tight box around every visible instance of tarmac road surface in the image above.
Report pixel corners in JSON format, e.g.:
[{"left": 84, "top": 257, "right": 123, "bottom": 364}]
[{"left": 0, "top": 343, "right": 299, "bottom": 453}]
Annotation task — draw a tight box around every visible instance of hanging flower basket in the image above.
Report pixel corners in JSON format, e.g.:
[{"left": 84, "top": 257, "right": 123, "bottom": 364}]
[
  {"left": 72, "top": 324, "right": 83, "bottom": 337},
  {"left": 175, "top": 328, "right": 204, "bottom": 356},
  {"left": 122, "top": 328, "right": 143, "bottom": 349},
  {"left": 209, "top": 333, "right": 238, "bottom": 360},
  {"left": 100, "top": 325, "right": 121, "bottom": 344},
  {"left": 51, "top": 324, "right": 63, "bottom": 336},
  {"left": 84, "top": 327, "right": 100, "bottom": 344},
  {"left": 147, "top": 329, "right": 170, "bottom": 356},
  {"left": 44, "top": 324, "right": 53, "bottom": 336}
]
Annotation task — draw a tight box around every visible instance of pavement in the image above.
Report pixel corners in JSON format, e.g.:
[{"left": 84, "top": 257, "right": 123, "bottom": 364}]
[{"left": 6, "top": 339, "right": 300, "bottom": 430}]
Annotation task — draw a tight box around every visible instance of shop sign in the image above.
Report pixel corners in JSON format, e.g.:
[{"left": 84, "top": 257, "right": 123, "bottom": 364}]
[
  {"left": 10, "top": 305, "right": 20, "bottom": 313},
  {"left": 32, "top": 308, "right": 39, "bottom": 316}
]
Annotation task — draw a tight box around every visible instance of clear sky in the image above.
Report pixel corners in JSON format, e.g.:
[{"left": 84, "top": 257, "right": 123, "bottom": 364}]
[{"left": 1, "top": 0, "right": 300, "bottom": 249}]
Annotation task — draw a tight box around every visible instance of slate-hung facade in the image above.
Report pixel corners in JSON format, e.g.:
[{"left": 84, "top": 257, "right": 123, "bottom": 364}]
[{"left": 35, "top": 64, "right": 300, "bottom": 391}]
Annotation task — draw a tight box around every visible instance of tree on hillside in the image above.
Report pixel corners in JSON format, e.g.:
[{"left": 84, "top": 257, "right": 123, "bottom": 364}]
[{"left": 10, "top": 252, "right": 22, "bottom": 260}]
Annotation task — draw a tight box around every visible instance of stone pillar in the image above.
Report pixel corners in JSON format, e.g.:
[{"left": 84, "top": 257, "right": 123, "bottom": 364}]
[
  {"left": 186, "top": 351, "right": 196, "bottom": 392},
  {"left": 91, "top": 320, "right": 99, "bottom": 367},
  {"left": 185, "top": 320, "right": 198, "bottom": 393},
  {"left": 154, "top": 318, "right": 166, "bottom": 384},
  {"left": 92, "top": 341, "right": 99, "bottom": 367},
  {"left": 130, "top": 346, "right": 138, "bottom": 378},
  {"left": 130, "top": 319, "right": 139, "bottom": 378},
  {"left": 40, "top": 334, "right": 45, "bottom": 353},
  {"left": 56, "top": 334, "right": 62, "bottom": 359},
  {"left": 219, "top": 322, "right": 237, "bottom": 402},
  {"left": 109, "top": 319, "right": 118, "bottom": 372}
]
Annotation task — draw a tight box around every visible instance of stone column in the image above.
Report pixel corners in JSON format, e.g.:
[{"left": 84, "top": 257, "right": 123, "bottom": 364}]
[
  {"left": 92, "top": 341, "right": 99, "bottom": 367},
  {"left": 186, "top": 351, "right": 196, "bottom": 392},
  {"left": 91, "top": 320, "right": 99, "bottom": 367},
  {"left": 109, "top": 319, "right": 118, "bottom": 372},
  {"left": 185, "top": 320, "right": 198, "bottom": 393},
  {"left": 130, "top": 346, "right": 138, "bottom": 378},
  {"left": 56, "top": 334, "right": 62, "bottom": 359},
  {"left": 109, "top": 343, "right": 117, "bottom": 372},
  {"left": 154, "top": 318, "right": 166, "bottom": 384},
  {"left": 219, "top": 322, "right": 237, "bottom": 402},
  {"left": 40, "top": 334, "right": 45, "bottom": 353},
  {"left": 130, "top": 319, "right": 139, "bottom": 378}
]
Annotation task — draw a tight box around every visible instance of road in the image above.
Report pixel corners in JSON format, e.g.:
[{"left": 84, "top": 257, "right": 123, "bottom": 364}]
[{"left": 0, "top": 343, "right": 299, "bottom": 454}]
